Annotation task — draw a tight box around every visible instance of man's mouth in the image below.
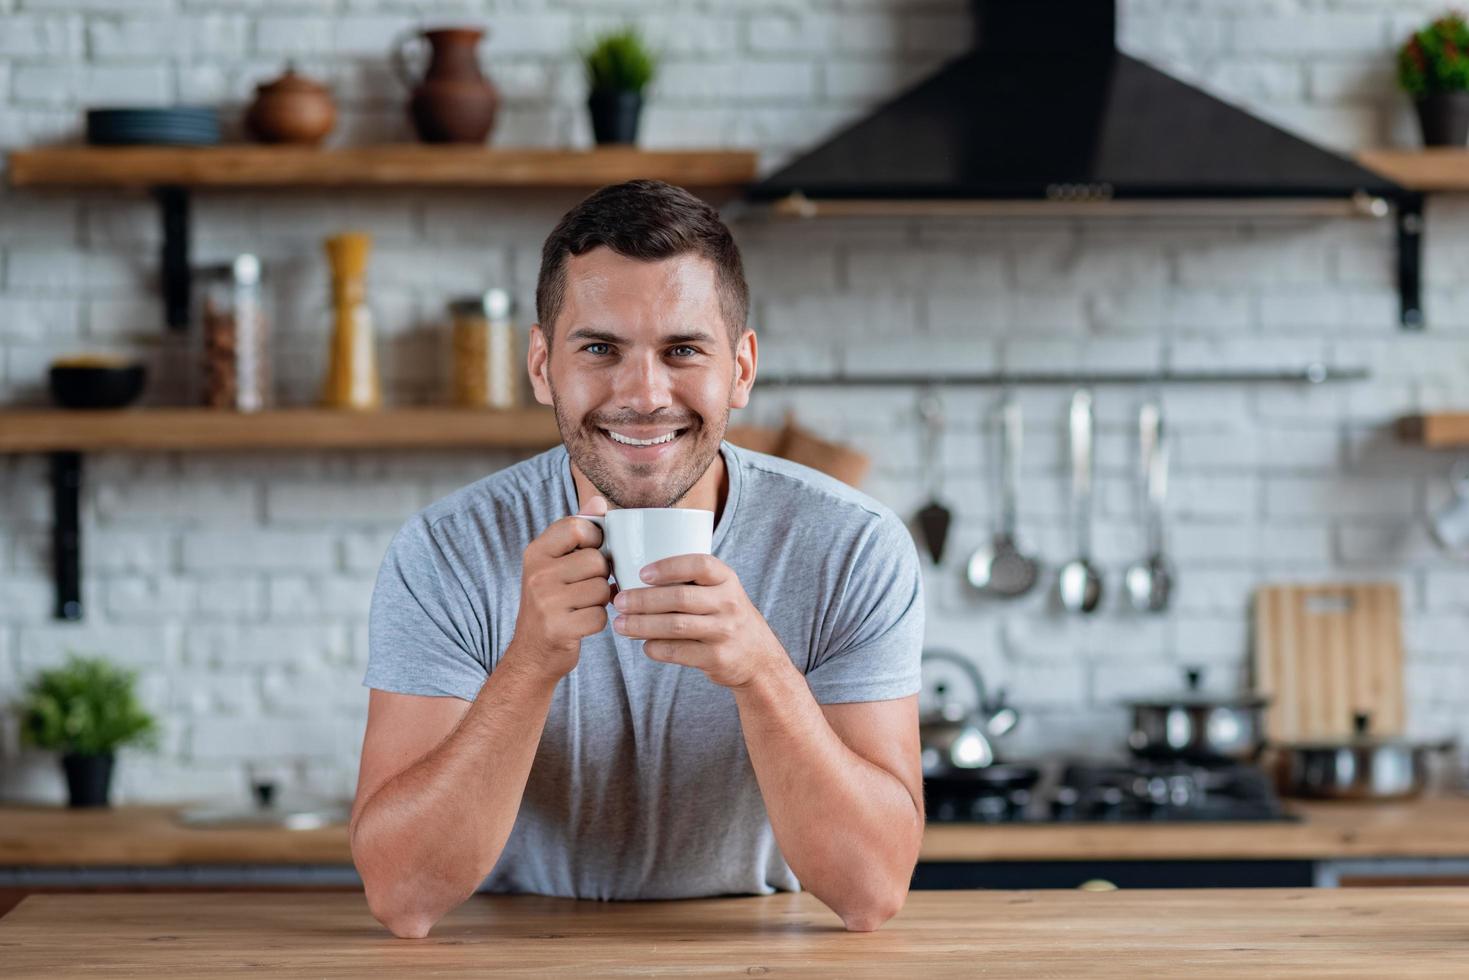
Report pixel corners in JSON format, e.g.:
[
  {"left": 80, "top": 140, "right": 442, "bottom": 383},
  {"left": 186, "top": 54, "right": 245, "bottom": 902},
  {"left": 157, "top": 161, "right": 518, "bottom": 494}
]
[{"left": 602, "top": 428, "right": 685, "bottom": 447}]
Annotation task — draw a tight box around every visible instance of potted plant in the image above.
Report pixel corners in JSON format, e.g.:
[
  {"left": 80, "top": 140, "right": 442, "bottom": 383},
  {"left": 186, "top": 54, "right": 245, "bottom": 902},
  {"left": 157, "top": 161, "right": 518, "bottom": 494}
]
[
  {"left": 1399, "top": 13, "right": 1469, "bottom": 146},
  {"left": 19, "top": 655, "right": 159, "bottom": 808},
  {"left": 582, "top": 28, "right": 657, "bottom": 146}
]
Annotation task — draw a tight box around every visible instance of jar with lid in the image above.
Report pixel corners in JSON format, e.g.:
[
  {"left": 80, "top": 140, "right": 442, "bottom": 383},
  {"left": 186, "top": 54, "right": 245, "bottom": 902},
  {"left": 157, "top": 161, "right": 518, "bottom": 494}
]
[
  {"left": 195, "top": 254, "right": 271, "bottom": 411},
  {"left": 449, "top": 288, "right": 519, "bottom": 409}
]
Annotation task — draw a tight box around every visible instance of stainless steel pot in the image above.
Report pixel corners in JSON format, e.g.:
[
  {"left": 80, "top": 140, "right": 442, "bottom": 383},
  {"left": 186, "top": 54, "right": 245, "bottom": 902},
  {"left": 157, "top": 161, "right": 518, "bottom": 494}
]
[
  {"left": 1274, "top": 712, "right": 1457, "bottom": 801},
  {"left": 1125, "top": 668, "right": 1268, "bottom": 763}
]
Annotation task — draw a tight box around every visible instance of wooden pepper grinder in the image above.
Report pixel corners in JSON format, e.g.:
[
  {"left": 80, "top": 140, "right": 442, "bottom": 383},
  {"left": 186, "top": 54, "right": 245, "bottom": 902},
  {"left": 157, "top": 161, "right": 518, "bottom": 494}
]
[{"left": 320, "top": 231, "right": 380, "bottom": 410}]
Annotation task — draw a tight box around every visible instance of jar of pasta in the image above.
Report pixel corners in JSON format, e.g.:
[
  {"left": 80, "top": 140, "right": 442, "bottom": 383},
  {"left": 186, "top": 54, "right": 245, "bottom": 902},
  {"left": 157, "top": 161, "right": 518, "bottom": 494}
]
[{"left": 448, "top": 289, "right": 518, "bottom": 409}]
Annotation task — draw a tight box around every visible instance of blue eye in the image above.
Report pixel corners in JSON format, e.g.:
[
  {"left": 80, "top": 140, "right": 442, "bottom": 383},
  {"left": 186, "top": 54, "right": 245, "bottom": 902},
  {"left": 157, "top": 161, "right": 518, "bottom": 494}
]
[
  {"left": 670, "top": 346, "right": 699, "bottom": 358},
  {"left": 583, "top": 343, "right": 611, "bottom": 355}
]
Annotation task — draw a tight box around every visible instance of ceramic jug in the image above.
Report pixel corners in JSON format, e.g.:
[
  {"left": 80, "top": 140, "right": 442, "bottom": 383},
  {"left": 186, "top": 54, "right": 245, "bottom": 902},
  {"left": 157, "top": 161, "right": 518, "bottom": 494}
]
[{"left": 392, "top": 27, "right": 499, "bottom": 143}]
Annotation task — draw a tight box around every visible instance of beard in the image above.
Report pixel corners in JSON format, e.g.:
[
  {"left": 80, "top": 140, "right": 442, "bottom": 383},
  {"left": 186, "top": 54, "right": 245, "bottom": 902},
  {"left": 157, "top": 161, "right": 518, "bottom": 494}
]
[{"left": 551, "top": 385, "right": 730, "bottom": 510}]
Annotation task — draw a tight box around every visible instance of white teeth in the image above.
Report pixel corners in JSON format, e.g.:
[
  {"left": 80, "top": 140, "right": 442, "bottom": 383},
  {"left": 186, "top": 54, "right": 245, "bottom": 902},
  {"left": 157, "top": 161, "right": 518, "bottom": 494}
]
[{"left": 606, "top": 429, "right": 679, "bottom": 447}]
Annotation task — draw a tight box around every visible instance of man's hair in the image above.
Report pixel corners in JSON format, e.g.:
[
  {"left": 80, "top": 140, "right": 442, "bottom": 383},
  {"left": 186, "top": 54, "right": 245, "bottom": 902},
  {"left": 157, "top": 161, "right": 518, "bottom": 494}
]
[{"left": 536, "top": 179, "right": 749, "bottom": 347}]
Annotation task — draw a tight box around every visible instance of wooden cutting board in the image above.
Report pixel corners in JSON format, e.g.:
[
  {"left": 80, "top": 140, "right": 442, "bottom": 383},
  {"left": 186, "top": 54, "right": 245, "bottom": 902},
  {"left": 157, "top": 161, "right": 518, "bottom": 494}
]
[{"left": 1253, "top": 582, "right": 1405, "bottom": 740}]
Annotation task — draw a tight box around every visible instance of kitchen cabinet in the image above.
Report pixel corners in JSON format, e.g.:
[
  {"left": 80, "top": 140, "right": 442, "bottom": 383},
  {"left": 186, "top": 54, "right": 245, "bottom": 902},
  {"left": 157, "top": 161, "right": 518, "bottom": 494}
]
[{"left": 5, "top": 889, "right": 1468, "bottom": 977}]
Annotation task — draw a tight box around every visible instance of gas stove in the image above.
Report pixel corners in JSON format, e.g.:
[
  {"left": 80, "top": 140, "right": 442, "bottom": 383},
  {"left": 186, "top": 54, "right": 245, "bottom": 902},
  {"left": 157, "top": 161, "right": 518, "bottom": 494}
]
[{"left": 924, "top": 758, "right": 1296, "bottom": 824}]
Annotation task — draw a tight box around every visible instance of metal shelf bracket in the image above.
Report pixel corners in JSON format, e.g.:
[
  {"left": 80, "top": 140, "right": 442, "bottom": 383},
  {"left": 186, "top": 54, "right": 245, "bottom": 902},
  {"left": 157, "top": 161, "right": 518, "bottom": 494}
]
[
  {"left": 1397, "top": 193, "right": 1425, "bottom": 331},
  {"left": 50, "top": 451, "right": 82, "bottom": 621},
  {"left": 155, "top": 185, "right": 190, "bottom": 330}
]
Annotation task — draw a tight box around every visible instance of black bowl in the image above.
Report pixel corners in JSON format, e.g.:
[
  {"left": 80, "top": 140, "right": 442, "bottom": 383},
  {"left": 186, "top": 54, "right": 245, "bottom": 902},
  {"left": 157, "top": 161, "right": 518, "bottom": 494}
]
[{"left": 49, "top": 361, "right": 147, "bottom": 409}]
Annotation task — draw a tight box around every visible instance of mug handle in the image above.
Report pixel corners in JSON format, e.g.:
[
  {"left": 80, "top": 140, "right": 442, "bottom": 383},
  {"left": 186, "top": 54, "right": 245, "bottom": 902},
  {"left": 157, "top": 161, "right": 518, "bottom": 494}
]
[{"left": 574, "top": 514, "right": 612, "bottom": 561}]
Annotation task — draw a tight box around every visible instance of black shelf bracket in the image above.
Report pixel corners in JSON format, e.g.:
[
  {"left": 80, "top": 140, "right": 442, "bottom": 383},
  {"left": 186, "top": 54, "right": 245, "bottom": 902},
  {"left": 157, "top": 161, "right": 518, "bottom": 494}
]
[
  {"left": 155, "top": 185, "right": 190, "bottom": 330},
  {"left": 50, "top": 451, "right": 82, "bottom": 621},
  {"left": 1398, "top": 193, "right": 1425, "bottom": 331}
]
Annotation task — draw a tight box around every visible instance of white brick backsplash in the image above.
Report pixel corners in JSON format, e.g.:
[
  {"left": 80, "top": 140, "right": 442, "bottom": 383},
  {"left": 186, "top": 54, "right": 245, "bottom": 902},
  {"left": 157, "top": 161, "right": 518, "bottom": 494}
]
[
  {"left": 1233, "top": 15, "right": 1388, "bottom": 56},
  {"left": 16, "top": 622, "right": 177, "bottom": 669},
  {"left": 1336, "top": 521, "right": 1441, "bottom": 567},
  {"left": 103, "top": 575, "right": 198, "bottom": 620},
  {"left": 254, "top": 16, "right": 333, "bottom": 56},
  {"left": 0, "top": 296, "right": 83, "bottom": 342},
  {"left": 88, "top": 15, "right": 248, "bottom": 59},
  {"left": 847, "top": 247, "right": 1007, "bottom": 293},
  {"left": 191, "top": 716, "right": 360, "bottom": 760},
  {"left": 96, "top": 478, "right": 258, "bottom": 526},
  {"left": 267, "top": 574, "right": 374, "bottom": 620},
  {"left": 0, "top": 577, "right": 53, "bottom": 623},
  {"left": 12, "top": 62, "right": 170, "bottom": 105},
  {"left": 748, "top": 13, "right": 900, "bottom": 55},
  {"left": 1265, "top": 476, "right": 1415, "bottom": 518},
  {"left": 186, "top": 623, "right": 347, "bottom": 667},
  {"left": 265, "top": 481, "right": 420, "bottom": 523},
  {"left": 195, "top": 575, "right": 266, "bottom": 619},
  {"left": 0, "top": 15, "right": 84, "bottom": 57},
  {"left": 182, "top": 530, "right": 336, "bottom": 572}
]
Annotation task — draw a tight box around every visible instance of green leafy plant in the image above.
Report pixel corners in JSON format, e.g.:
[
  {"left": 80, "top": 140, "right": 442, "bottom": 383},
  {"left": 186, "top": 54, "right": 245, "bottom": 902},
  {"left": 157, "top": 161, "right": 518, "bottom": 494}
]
[
  {"left": 20, "top": 655, "right": 159, "bottom": 757},
  {"left": 582, "top": 28, "right": 658, "bottom": 95},
  {"left": 1399, "top": 13, "right": 1469, "bottom": 98}
]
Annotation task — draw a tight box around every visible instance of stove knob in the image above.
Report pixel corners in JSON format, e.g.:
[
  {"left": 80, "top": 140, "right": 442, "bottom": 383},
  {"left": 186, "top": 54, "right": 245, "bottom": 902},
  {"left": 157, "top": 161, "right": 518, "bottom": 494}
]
[{"left": 1050, "top": 786, "right": 1079, "bottom": 821}]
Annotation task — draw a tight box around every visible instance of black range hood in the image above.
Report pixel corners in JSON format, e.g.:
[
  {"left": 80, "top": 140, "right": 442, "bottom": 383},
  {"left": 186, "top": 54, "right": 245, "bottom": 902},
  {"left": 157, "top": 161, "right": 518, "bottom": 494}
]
[
  {"left": 747, "top": 0, "right": 1422, "bottom": 327},
  {"left": 750, "top": 0, "right": 1401, "bottom": 204}
]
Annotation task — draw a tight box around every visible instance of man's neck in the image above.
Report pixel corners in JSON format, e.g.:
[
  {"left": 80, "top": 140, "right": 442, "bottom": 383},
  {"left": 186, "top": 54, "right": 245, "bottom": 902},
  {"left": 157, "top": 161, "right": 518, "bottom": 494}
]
[{"left": 570, "top": 448, "right": 728, "bottom": 521}]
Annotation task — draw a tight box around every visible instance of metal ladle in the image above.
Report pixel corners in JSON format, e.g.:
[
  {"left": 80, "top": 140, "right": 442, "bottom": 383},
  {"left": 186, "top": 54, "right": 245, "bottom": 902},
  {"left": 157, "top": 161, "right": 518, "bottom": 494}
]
[
  {"left": 1057, "top": 389, "right": 1103, "bottom": 614},
  {"left": 967, "top": 393, "right": 1040, "bottom": 598},
  {"left": 1125, "top": 399, "right": 1173, "bottom": 613}
]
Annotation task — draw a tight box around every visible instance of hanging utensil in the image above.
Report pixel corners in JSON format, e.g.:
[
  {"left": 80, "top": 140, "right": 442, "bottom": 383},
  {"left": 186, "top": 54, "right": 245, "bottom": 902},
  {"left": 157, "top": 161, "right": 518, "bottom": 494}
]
[
  {"left": 915, "top": 391, "right": 952, "bottom": 564},
  {"left": 967, "top": 393, "right": 1040, "bottom": 598},
  {"left": 1124, "top": 398, "right": 1174, "bottom": 613},
  {"left": 1057, "top": 389, "right": 1103, "bottom": 614}
]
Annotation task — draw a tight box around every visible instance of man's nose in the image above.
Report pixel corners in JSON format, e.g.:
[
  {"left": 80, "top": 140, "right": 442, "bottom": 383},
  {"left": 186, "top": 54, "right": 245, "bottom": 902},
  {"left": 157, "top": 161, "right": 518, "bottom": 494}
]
[{"left": 613, "top": 352, "right": 675, "bottom": 414}]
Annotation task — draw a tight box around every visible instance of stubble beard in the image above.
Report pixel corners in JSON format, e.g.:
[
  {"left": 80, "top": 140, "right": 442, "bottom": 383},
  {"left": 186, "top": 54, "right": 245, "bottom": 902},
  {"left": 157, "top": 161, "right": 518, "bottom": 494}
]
[{"left": 550, "top": 382, "right": 730, "bottom": 510}]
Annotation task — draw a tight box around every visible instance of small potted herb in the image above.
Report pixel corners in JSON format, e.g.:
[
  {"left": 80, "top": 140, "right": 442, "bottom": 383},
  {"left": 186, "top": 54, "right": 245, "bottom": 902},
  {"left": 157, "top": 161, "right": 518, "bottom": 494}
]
[
  {"left": 1399, "top": 13, "right": 1469, "bottom": 146},
  {"left": 582, "top": 28, "right": 657, "bottom": 146},
  {"left": 20, "top": 655, "right": 159, "bottom": 808}
]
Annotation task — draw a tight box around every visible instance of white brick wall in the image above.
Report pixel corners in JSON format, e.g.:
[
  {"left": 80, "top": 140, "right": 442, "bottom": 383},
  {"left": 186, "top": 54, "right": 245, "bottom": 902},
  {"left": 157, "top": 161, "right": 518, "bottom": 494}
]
[{"left": 3, "top": 0, "right": 1468, "bottom": 803}]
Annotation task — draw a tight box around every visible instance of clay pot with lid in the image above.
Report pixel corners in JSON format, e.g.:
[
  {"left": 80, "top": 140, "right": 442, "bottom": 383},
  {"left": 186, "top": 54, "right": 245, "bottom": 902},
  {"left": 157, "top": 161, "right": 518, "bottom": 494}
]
[
  {"left": 393, "top": 27, "right": 500, "bottom": 143},
  {"left": 245, "top": 66, "right": 336, "bottom": 145}
]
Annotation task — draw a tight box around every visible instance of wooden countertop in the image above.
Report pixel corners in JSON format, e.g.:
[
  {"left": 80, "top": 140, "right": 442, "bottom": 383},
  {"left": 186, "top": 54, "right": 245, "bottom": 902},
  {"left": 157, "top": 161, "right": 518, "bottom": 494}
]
[
  {"left": 4, "top": 889, "right": 1468, "bottom": 977},
  {"left": 7, "top": 797, "right": 1469, "bottom": 867}
]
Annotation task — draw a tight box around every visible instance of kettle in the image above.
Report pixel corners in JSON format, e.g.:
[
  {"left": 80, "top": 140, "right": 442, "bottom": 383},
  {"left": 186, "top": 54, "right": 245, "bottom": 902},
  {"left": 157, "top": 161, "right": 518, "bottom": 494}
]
[{"left": 919, "top": 649, "right": 1019, "bottom": 776}]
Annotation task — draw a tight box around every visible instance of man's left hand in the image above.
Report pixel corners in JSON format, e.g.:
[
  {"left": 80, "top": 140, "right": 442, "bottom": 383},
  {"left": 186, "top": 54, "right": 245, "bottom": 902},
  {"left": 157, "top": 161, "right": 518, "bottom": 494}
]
[{"left": 611, "top": 555, "right": 785, "bottom": 688}]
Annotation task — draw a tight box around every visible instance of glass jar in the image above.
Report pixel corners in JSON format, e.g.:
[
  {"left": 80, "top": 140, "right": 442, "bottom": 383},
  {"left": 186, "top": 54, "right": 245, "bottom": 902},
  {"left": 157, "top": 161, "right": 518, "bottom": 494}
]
[
  {"left": 449, "top": 288, "right": 519, "bottom": 409},
  {"left": 196, "top": 254, "right": 270, "bottom": 411}
]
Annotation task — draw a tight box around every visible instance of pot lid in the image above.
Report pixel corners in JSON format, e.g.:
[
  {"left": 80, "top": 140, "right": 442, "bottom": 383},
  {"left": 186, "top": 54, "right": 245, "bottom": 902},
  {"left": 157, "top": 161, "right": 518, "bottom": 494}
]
[
  {"left": 1125, "top": 668, "right": 1269, "bottom": 710},
  {"left": 1278, "top": 712, "right": 1455, "bottom": 751},
  {"left": 256, "top": 66, "right": 331, "bottom": 97}
]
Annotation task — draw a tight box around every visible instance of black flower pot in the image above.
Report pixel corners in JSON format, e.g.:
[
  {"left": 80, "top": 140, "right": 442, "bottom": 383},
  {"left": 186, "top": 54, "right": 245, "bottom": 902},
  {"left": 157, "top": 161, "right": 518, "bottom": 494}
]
[
  {"left": 588, "top": 90, "right": 643, "bottom": 146},
  {"left": 1415, "top": 92, "right": 1469, "bottom": 147},
  {"left": 62, "top": 753, "right": 115, "bottom": 808}
]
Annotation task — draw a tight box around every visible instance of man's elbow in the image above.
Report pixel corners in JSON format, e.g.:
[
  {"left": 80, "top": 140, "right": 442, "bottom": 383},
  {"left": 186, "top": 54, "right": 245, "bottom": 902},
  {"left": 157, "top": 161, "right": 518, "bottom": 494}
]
[
  {"left": 364, "top": 881, "right": 440, "bottom": 939},
  {"left": 838, "top": 887, "right": 909, "bottom": 933}
]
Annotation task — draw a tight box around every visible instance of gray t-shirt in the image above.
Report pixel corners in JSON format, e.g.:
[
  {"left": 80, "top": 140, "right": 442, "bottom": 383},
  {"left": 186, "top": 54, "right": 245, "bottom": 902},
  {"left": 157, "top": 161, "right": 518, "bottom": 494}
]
[{"left": 364, "top": 441, "right": 923, "bottom": 901}]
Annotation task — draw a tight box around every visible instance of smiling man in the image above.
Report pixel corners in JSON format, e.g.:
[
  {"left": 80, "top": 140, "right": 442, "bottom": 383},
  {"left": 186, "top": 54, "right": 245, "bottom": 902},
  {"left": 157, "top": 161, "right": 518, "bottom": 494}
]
[{"left": 350, "top": 180, "right": 925, "bottom": 939}]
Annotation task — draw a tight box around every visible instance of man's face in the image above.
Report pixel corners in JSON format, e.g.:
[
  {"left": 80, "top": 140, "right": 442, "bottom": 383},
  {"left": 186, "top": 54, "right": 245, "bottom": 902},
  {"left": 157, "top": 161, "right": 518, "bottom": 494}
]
[{"left": 528, "top": 248, "right": 755, "bottom": 509}]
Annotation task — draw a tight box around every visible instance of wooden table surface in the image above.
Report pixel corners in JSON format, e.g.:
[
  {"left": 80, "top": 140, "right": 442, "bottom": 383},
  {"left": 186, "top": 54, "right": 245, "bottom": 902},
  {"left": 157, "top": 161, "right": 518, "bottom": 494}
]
[
  {"left": 7, "top": 797, "right": 1469, "bottom": 866},
  {"left": 3, "top": 889, "right": 1468, "bottom": 977}
]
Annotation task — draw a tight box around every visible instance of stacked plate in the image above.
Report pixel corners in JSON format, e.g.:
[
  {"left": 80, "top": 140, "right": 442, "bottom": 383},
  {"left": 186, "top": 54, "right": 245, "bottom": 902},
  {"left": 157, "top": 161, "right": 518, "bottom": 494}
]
[{"left": 86, "top": 107, "right": 222, "bottom": 146}]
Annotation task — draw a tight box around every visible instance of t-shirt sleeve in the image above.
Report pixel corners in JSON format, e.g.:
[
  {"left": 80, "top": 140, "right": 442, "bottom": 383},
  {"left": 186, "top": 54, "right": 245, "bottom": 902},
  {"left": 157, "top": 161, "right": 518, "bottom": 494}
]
[
  {"left": 364, "top": 513, "right": 488, "bottom": 702},
  {"left": 803, "top": 509, "right": 925, "bottom": 704}
]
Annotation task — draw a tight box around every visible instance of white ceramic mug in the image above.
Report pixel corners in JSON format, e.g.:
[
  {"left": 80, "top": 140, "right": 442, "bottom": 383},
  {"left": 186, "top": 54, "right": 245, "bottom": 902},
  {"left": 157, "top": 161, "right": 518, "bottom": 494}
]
[{"left": 577, "top": 508, "right": 714, "bottom": 590}]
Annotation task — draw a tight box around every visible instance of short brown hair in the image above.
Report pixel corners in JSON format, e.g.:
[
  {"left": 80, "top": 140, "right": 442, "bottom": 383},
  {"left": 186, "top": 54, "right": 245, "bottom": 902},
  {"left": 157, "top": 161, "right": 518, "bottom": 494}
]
[{"left": 536, "top": 180, "right": 749, "bottom": 347}]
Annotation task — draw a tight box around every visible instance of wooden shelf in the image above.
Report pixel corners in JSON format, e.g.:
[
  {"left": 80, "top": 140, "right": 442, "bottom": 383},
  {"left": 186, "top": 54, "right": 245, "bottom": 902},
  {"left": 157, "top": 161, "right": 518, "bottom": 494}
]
[
  {"left": 0, "top": 407, "right": 565, "bottom": 453},
  {"left": 1398, "top": 412, "right": 1469, "bottom": 448},
  {"left": 1358, "top": 149, "right": 1469, "bottom": 191},
  {"left": 5, "top": 145, "right": 759, "bottom": 190}
]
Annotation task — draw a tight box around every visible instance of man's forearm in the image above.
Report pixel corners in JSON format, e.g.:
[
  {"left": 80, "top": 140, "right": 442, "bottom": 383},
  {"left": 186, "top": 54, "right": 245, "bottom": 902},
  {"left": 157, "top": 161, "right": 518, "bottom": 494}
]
[
  {"left": 731, "top": 658, "right": 923, "bottom": 931},
  {"left": 351, "top": 649, "right": 559, "bottom": 937}
]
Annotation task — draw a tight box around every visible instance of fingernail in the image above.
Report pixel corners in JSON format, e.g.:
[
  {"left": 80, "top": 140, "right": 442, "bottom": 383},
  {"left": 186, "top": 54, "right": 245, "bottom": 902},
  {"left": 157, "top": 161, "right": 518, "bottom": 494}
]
[
  {"left": 613, "top": 616, "right": 626, "bottom": 632},
  {"left": 613, "top": 593, "right": 626, "bottom": 610},
  {"left": 640, "top": 567, "right": 655, "bottom": 583}
]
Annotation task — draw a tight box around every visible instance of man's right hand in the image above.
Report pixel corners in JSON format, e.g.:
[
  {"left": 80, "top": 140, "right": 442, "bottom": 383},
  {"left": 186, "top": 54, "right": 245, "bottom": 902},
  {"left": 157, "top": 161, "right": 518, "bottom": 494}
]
[{"left": 506, "top": 495, "right": 613, "bottom": 681}]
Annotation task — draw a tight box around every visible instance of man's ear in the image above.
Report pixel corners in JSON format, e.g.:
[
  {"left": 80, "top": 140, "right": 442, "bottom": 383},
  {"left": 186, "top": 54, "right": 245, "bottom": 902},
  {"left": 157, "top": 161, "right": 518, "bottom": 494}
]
[
  {"left": 729, "top": 328, "right": 757, "bottom": 410},
  {"left": 527, "top": 324, "right": 554, "bottom": 407}
]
